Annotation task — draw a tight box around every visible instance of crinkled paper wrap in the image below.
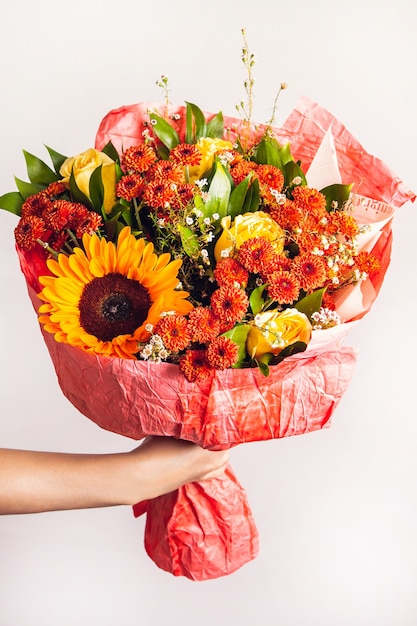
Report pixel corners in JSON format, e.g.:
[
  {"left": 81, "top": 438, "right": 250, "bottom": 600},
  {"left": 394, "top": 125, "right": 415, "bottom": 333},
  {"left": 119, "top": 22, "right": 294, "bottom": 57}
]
[{"left": 17, "top": 97, "right": 414, "bottom": 580}]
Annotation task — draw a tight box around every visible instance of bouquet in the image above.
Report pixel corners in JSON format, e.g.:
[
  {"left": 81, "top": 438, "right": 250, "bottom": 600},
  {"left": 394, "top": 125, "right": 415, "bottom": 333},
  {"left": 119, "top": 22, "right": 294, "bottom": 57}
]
[{"left": 1, "top": 75, "right": 414, "bottom": 579}]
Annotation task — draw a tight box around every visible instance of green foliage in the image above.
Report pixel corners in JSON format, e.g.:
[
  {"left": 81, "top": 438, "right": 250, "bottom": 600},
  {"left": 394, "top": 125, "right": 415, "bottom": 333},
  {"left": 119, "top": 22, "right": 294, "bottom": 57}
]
[
  {"left": 320, "top": 183, "right": 353, "bottom": 211},
  {"left": 0, "top": 191, "right": 24, "bottom": 215},
  {"left": 149, "top": 112, "right": 180, "bottom": 151},
  {"left": 295, "top": 288, "right": 325, "bottom": 320}
]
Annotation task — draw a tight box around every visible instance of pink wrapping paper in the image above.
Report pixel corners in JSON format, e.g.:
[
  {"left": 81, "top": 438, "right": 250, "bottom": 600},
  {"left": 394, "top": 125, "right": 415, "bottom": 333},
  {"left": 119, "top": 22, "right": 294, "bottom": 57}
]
[{"left": 16, "top": 98, "right": 414, "bottom": 580}]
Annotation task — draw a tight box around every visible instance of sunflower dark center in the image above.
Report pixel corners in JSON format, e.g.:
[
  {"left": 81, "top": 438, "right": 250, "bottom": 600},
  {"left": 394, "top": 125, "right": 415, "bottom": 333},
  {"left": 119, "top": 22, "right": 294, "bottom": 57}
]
[{"left": 79, "top": 273, "right": 151, "bottom": 342}]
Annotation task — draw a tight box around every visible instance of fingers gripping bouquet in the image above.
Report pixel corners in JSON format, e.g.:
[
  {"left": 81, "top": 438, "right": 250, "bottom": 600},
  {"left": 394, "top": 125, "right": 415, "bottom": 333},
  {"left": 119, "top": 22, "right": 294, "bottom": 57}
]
[{"left": 1, "top": 67, "right": 414, "bottom": 579}]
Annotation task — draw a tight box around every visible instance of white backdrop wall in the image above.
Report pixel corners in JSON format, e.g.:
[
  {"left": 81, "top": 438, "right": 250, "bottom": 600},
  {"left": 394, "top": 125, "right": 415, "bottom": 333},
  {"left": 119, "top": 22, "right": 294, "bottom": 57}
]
[{"left": 0, "top": 1, "right": 416, "bottom": 625}]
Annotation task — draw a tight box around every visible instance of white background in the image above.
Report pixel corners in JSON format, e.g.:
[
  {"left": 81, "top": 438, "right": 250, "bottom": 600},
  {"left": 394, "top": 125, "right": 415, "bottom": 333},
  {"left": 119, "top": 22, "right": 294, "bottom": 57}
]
[{"left": 1, "top": 1, "right": 416, "bottom": 625}]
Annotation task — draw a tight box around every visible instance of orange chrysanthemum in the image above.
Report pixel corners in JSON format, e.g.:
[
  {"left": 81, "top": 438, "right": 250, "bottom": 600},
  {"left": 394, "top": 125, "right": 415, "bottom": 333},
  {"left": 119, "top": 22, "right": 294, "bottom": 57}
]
[
  {"left": 37, "top": 226, "right": 193, "bottom": 359},
  {"left": 116, "top": 174, "right": 144, "bottom": 201},
  {"left": 321, "top": 291, "right": 336, "bottom": 311},
  {"left": 153, "top": 314, "right": 191, "bottom": 352},
  {"left": 121, "top": 144, "right": 157, "bottom": 173},
  {"left": 42, "top": 199, "right": 73, "bottom": 231},
  {"left": 354, "top": 251, "right": 381, "bottom": 277},
  {"left": 328, "top": 211, "right": 359, "bottom": 238},
  {"left": 256, "top": 164, "right": 284, "bottom": 192},
  {"left": 237, "top": 237, "right": 276, "bottom": 274},
  {"left": 213, "top": 257, "right": 249, "bottom": 288},
  {"left": 266, "top": 269, "right": 301, "bottom": 304},
  {"left": 229, "top": 160, "right": 257, "bottom": 185},
  {"left": 169, "top": 183, "right": 195, "bottom": 210},
  {"left": 292, "top": 252, "right": 328, "bottom": 291},
  {"left": 14, "top": 215, "right": 46, "bottom": 250},
  {"left": 186, "top": 307, "right": 221, "bottom": 343},
  {"left": 179, "top": 349, "right": 212, "bottom": 382},
  {"left": 269, "top": 199, "right": 303, "bottom": 230},
  {"left": 210, "top": 285, "right": 249, "bottom": 325},
  {"left": 170, "top": 143, "right": 202, "bottom": 167},
  {"left": 292, "top": 186, "right": 327, "bottom": 217},
  {"left": 206, "top": 336, "right": 239, "bottom": 370},
  {"left": 143, "top": 180, "right": 176, "bottom": 209},
  {"left": 44, "top": 181, "right": 67, "bottom": 197},
  {"left": 149, "top": 159, "right": 184, "bottom": 181},
  {"left": 21, "top": 193, "right": 51, "bottom": 218}
]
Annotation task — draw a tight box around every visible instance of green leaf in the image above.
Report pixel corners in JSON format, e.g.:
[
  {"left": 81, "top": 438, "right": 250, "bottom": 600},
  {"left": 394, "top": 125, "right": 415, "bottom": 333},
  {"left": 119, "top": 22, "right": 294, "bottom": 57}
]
[
  {"left": 202, "top": 162, "right": 231, "bottom": 222},
  {"left": 88, "top": 165, "right": 105, "bottom": 213},
  {"left": 206, "top": 111, "right": 224, "bottom": 139},
  {"left": 23, "top": 150, "right": 59, "bottom": 184},
  {"left": 253, "top": 137, "right": 284, "bottom": 169},
  {"left": 257, "top": 360, "right": 271, "bottom": 376},
  {"left": 14, "top": 177, "right": 45, "bottom": 199},
  {"left": 149, "top": 112, "right": 180, "bottom": 151},
  {"left": 0, "top": 191, "right": 24, "bottom": 215},
  {"left": 277, "top": 341, "right": 308, "bottom": 359},
  {"left": 227, "top": 174, "right": 253, "bottom": 220},
  {"left": 284, "top": 160, "right": 307, "bottom": 188},
  {"left": 242, "top": 176, "right": 260, "bottom": 213},
  {"left": 320, "top": 183, "right": 354, "bottom": 212},
  {"left": 185, "top": 102, "right": 207, "bottom": 142},
  {"left": 44, "top": 145, "right": 68, "bottom": 173},
  {"left": 100, "top": 141, "right": 120, "bottom": 163},
  {"left": 69, "top": 170, "right": 92, "bottom": 208},
  {"left": 249, "top": 284, "right": 267, "bottom": 315},
  {"left": 222, "top": 324, "right": 251, "bottom": 365},
  {"left": 295, "top": 288, "right": 325, "bottom": 320},
  {"left": 177, "top": 224, "right": 200, "bottom": 257}
]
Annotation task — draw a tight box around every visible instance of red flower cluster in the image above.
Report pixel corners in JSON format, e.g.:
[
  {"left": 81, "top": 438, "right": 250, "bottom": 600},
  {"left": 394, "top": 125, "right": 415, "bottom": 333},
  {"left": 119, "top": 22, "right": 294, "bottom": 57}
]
[{"left": 14, "top": 183, "right": 102, "bottom": 252}]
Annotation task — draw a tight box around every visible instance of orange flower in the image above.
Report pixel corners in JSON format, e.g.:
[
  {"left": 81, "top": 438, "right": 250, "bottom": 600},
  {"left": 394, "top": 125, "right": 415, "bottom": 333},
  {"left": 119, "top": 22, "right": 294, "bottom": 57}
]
[
  {"left": 206, "top": 336, "right": 239, "bottom": 370},
  {"left": 256, "top": 164, "right": 284, "bottom": 192},
  {"left": 14, "top": 215, "right": 46, "bottom": 250},
  {"left": 143, "top": 180, "right": 176, "bottom": 209},
  {"left": 229, "top": 160, "right": 257, "bottom": 185},
  {"left": 121, "top": 144, "right": 157, "bottom": 173},
  {"left": 153, "top": 315, "right": 191, "bottom": 352},
  {"left": 266, "top": 269, "right": 300, "bottom": 304},
  {"left": 179, "top": 349, "right": 212, "bottom": 382},
  {"left": 187, "top": 307, "right": 221, "bottom": 343},
  {"left": 170, "top": 143, "right": 202, "bottom": 167},
  {"left": 237, "top": 237, "right": 276, "bottom": 274},
  {"left": 292, "top": 252, "right": 328, "bottom": 291},
  {"left": 292, "top": 186, "right": 327, "bottom": 217},
  {"left": 213, "top": 258, "right": 249, "bottom": 288},
  {"left": 210, "top": 285, "right": 249, "bottom": 326},
  {"left": 354, "top": 251, "right": 381, "bottom": 277},
  {"left": 116, "top": 174, "right": 144, "bottom": 201}
]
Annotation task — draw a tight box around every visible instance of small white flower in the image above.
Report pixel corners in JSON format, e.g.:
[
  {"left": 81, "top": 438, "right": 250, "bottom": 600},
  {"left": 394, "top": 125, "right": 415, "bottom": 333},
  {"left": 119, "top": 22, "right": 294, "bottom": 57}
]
[
  {"left": 186, "top": 216, "right": 194, "bottom": 225},
  {"left": 201, "top": 249, "right": 209, "bottom": 258},
  {"left": 292, "top": 176, "right": 302, "bottom": 185},
  {"left": 212, "top": 213, "right": 220, "bottom": 221},
  {"left": 205, "top": 232, "right": 214, "bottom": 243},
  {"left": 220, "top": 248, "right": 232, "bottom": 258},
  {"left": 195, "top": 178, "right": 208, "bottom": 189},
  {"left": 203, "top": 217, "right": 211, "bottom": 225}
]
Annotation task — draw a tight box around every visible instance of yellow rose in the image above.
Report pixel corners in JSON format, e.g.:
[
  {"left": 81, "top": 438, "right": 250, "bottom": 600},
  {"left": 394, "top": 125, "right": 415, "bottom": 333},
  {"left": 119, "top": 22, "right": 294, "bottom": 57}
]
[
  {"left": 246, "top": 308, "right": 312, "bottom": 360},
  {"left": 188, "top": 137, "right": 233, "bottom": 183},
  {"left": 60, "top": 148, "right": 117, "bottom": 214},
  {"left": 214, "top": 211, "right": 285, "bottom": 261}
]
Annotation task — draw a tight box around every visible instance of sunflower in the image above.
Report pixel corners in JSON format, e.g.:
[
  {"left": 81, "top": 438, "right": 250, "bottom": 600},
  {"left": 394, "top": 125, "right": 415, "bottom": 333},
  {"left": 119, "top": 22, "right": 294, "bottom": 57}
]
[{"left": 37, "top": 226, "right": 193, "bottom": 359}]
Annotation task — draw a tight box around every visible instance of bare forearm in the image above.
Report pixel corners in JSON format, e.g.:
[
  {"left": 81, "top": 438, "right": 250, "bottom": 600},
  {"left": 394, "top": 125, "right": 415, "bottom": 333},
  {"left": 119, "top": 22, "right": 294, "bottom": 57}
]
[
  {"left": 0, "top": 449, "right": 135, "bottom": 514},
  {"left": 0, "top": 439, "right": 229, "bottom": 515}
]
